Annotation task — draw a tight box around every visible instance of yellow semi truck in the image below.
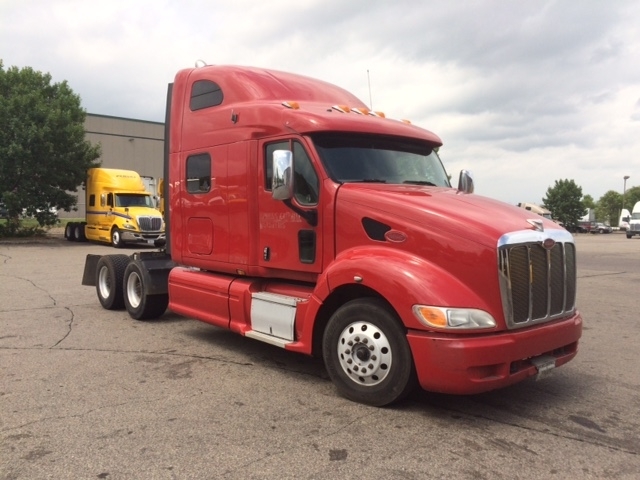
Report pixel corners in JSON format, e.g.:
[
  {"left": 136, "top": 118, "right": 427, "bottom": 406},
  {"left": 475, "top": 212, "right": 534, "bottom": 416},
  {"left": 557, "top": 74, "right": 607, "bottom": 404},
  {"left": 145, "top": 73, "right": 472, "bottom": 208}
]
[{"left": 65, "top": 168, "right": 165, "bottom": 248}]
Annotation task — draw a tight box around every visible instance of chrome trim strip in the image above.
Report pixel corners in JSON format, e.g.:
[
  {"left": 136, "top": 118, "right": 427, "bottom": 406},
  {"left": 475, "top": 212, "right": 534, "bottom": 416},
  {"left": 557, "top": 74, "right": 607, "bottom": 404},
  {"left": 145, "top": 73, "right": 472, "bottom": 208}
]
[{"left": 498, "top": 228, "right": 574, "bottom": 248}]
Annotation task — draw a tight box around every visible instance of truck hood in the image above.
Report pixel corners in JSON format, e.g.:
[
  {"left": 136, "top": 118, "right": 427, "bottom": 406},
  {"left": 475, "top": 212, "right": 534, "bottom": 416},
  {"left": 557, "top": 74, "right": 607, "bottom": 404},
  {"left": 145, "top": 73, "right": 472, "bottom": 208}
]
[{"left": 337, "top": 184, "right": 563, "bottom": 248}]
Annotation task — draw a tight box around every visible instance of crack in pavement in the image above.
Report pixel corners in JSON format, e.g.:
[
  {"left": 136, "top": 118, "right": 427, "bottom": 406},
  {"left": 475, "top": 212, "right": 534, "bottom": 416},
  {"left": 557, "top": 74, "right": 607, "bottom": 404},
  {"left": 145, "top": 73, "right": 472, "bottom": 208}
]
[
  {"left": 0, "top": 274, "right": 57, "bottom": 307},
  {"left": 436, "top": 404, "right": 638, "bottom": 456},
  {"left": 50, "top": 306, "right": 75, "bottom": 348},
  {"left": 0, "top": 390, "right": 204, "bottom": 434},
  {"left": 578, "top": 271, "right": 628, "bottom": 279}
]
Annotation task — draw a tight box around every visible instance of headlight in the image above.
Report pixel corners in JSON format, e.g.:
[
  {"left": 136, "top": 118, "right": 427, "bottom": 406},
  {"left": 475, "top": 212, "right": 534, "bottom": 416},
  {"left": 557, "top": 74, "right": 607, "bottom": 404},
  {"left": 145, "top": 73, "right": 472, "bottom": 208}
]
[
  {"left": 412, "top": 305, "right": 496, "bottom": 330},
  {"left": 123, "top": 223, "right": 136, "bottom": 230}
]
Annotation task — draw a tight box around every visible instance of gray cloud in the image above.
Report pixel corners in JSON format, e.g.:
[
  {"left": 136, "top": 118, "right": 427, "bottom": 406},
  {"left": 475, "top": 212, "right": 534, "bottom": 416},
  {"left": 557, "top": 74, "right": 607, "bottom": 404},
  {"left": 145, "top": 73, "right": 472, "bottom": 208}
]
[{"left": 1, "top": 0, "right": 639, "bottom": 206}]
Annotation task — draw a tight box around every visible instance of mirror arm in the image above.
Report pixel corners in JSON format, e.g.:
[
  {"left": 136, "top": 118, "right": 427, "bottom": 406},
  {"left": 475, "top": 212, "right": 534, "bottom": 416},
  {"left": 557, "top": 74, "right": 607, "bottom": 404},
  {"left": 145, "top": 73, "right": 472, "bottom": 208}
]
[{"left": 284, "top": 199, "right": 318, "bottom": 227}]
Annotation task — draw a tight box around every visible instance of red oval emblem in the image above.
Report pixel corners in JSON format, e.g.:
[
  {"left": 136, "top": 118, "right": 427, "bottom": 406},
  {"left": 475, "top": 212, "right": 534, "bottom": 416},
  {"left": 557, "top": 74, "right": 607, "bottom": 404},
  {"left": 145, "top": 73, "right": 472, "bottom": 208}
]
[
  {"left": 542, "top": 238, "right": 556, "bottom": 250},
  {"left": 385, "top": 230, "right": 407, "bottom": 243}
]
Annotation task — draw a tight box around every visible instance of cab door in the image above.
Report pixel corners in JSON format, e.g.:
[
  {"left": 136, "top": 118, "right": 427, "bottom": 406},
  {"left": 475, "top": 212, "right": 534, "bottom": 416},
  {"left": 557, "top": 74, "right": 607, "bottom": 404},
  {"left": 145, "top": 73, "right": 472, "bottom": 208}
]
[{"left": 257, "top": 139, "right": 322, "bottom": 277}]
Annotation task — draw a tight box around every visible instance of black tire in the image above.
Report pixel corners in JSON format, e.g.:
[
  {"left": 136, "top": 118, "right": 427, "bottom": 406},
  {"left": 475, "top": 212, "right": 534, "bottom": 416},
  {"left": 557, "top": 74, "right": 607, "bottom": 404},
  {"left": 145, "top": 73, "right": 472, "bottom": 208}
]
[
  {"left": 627, "top": 234, "right": 633, "bottom": 239},
  {"left": 65, "top": 222, "right": 77, "bottom": 241},
  {"left": 111, "top": 227, "right": 124, "bottom": 248},
  {"left": 75, "top": 222, "right": 87, "bottom": 242},
  {"left": 322, "top": 298, "right": 417, "bottom": 407},
  {"left": 95, "top": 255, "right": 130, "bottom": 310},
  {"left": 123, "top": 261, "right": 168, "bottom": 320}
]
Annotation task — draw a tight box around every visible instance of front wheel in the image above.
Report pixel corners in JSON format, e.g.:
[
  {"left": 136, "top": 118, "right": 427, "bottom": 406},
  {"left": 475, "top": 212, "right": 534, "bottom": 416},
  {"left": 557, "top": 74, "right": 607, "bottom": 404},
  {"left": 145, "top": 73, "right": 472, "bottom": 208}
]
[
  {"left": 111, "top": 228, "right": 124, "bottom": 248},
  {"left": 123, "top": 261, "right": 168, "bottom": 320},
  {"left": 322, "top": 298, "right": 417, "bottom": 407}
]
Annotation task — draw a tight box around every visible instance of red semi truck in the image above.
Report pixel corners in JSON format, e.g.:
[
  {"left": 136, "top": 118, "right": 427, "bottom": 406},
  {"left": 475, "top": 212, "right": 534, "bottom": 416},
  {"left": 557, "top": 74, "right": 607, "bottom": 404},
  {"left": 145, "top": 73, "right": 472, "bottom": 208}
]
[{"left": 82, "top": 65, "right": 582, "bottom": 406}]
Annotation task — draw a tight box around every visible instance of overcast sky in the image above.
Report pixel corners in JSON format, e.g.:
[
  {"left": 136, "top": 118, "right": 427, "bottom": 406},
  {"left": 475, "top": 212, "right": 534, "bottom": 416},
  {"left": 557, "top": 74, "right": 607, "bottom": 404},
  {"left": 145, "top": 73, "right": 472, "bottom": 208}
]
[{"left": 2, "top": 0, "right": 639, "bottom": 206}]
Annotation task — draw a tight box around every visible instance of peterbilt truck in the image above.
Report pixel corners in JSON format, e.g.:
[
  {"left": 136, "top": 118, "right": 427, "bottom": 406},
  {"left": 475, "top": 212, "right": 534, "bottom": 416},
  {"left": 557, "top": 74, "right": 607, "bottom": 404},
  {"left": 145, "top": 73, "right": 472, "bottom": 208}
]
[
  {"left": 66, "top": 168, "right": 165, "bottom": 247},
  {"left": 82, "top": 65, "right": 582, "bottom": 406}
]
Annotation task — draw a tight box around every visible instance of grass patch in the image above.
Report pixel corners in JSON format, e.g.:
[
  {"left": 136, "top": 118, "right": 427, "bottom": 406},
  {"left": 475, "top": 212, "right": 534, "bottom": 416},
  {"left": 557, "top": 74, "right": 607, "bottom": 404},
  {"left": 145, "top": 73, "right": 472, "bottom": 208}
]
[{"left": 0, "top": 217, "right": 83, "bottom": 238}]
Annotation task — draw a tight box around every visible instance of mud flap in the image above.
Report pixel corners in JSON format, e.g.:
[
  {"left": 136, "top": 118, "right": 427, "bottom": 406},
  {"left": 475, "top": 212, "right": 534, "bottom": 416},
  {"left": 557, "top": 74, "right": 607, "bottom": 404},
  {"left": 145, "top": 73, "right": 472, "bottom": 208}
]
[{"left": 81, "top": 254, "right": 102, "bottom": 286}]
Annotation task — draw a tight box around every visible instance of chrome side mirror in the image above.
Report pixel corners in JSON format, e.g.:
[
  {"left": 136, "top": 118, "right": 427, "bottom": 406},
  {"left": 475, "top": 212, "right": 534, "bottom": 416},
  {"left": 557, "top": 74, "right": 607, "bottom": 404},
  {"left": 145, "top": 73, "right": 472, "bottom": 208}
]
[
  {"left": 457, "top": 169, "right": 474, "bottom": 194},
  {"left": 272, "top": 150, "right": 294, "bottom": 201}
]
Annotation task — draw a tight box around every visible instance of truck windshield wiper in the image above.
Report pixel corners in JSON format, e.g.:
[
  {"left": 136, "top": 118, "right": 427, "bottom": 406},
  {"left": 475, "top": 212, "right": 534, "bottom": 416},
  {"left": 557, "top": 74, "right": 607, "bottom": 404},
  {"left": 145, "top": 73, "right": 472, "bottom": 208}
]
[
  {"left": 351, "top": 179, "right": 387, "bottom": 183},
  {"left": 403, "top": 180, "right": 436, "bottom": 186}
]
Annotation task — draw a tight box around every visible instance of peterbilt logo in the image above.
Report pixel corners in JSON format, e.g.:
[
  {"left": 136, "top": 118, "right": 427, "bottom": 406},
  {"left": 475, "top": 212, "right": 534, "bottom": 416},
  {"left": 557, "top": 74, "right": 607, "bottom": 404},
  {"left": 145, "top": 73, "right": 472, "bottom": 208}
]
[{"left": 527, "top": 219, "right": 544, "bottom": 232}]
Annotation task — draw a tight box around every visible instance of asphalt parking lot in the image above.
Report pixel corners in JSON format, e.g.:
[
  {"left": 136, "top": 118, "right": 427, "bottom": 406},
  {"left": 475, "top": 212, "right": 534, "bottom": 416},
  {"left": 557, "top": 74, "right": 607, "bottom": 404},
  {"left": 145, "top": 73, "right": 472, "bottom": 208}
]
[{"left": 1, "top": 232, "right": 639, "bottom": 479}]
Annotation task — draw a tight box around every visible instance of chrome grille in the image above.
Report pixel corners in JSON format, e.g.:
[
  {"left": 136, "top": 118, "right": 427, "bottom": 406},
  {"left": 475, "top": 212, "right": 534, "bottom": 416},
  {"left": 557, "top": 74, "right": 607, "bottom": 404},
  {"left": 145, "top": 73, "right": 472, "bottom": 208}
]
[
  {"left": 498, "top": 230, "right": 576, "bottom": 329},
  {"left": 137, "top": 216, "right": 163, "bottom": 231}
]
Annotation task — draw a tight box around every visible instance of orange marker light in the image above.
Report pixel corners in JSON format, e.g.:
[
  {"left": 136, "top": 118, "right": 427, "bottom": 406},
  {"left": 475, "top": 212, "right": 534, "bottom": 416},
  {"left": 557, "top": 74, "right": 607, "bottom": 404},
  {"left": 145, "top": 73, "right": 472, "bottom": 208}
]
[
  {"left": 414, "top": 306, "right": 447, "bottom": 327},
  {"left": 332, "top": 105, "right": 351, "bottom": 113}
]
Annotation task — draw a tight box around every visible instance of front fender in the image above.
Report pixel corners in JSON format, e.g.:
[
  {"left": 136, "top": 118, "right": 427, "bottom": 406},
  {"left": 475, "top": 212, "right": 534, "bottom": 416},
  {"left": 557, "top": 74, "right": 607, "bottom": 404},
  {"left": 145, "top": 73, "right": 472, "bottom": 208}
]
[{"left": 317, "top": 246, "right": 496, "bottom": 331}]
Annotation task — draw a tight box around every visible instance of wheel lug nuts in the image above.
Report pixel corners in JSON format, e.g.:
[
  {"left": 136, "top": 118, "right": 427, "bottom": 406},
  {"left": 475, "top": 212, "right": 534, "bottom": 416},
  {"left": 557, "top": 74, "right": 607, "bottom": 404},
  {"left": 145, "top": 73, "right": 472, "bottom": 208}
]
[
  {"left": 345, "top": 349, "right": 351, "bottom": 354},
  {"left": 354, "top": 336, "right": 360, "bottom": 342},
  {"left": 354, "top": 366, "right": 359, "bottom": 372},
  {"left": 347, "top": 359, "right": 352, "bottom": 364},
  {"left": 368, "top": 345, "right": 374, "bottom": 351},
  {"left": 371, "top": 355, "right": 377, "bottom": 361},
  {"left": 348, "top": 341, "right": 353, "bottom": 346},
  {"left": 368, "top": 364, "right": 373, "bottom": 369},
  {"left": 362, "top": 338, "right": 368, "bottom": 344}
]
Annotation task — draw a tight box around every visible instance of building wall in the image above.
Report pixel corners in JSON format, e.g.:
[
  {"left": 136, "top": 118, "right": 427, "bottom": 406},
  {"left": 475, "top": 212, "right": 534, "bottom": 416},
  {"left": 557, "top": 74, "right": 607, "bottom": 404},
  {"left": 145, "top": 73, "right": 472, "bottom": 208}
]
[{"left": 64, "top": 114, "right": 164, "bottom": 218}]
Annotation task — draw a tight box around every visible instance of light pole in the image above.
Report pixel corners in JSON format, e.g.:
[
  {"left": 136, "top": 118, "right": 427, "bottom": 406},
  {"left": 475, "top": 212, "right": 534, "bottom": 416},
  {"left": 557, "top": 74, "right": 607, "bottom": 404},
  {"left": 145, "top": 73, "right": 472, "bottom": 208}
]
[{"left": 623, "top": 175, "right": 630, "bottom": 210}]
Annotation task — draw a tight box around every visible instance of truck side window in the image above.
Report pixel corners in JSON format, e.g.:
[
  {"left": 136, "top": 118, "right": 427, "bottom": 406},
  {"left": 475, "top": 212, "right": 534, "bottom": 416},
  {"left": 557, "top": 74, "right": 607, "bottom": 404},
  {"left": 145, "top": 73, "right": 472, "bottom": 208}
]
[
  {"left": 89, "top": 194, "right": 95, "bottom": 207},
  {"left": 107, "top": 193, "right": 113, "bottom": 207},
  {"left": 186, "top": 154, "right": 211, "bottom": 194},
  {"left": 190, "top": 80, "right": 223, "bottom": 111},
  {"left": 292, "top": 142, "right": 318, "bottom": 206},
  {"left": 265, "top": 141, "right": 319, "bottom": 206}
]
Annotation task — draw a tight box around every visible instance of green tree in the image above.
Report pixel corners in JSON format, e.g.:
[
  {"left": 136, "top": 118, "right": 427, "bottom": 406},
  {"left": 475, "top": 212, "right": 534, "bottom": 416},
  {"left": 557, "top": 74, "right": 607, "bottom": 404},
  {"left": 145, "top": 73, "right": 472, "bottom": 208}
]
[
  {"left": 582, "top": 194, "right": 596, "bottom": 210},
  {"left": 623, "top": 185, "right": 640, "bottom": 212},
  {"left": 595, "top": 190, "right": 622, "bottom": 225},
  {"left": 542, "top": 179, "right": 585, "bottom": 228},
  {"left": 0, "top": 61, "right": 101, "bottom": 233}
]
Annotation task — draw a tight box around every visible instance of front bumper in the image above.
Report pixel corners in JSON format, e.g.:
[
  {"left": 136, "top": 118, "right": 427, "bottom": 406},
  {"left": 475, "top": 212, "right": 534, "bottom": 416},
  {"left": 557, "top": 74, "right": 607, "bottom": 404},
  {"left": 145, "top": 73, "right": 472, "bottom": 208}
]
[
  {"left": 407, "top": 312, "right": 582, "bottom": 394},
  {"left": 121, "top": 231, "right": 166, "bottom": 245}
]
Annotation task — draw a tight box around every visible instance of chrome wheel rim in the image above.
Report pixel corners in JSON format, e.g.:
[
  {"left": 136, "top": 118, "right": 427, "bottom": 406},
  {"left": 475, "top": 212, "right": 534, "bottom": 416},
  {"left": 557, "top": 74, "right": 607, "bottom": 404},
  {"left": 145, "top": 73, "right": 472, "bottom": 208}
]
[
  {"left": 337, "top": 321, "right": 392, "bottom": 386},
  {"left": 98, "top": 266, "right": 111, "bottom": 300},
  {"left": 126, "top": 271, "right": 142, "bottom": 309}
]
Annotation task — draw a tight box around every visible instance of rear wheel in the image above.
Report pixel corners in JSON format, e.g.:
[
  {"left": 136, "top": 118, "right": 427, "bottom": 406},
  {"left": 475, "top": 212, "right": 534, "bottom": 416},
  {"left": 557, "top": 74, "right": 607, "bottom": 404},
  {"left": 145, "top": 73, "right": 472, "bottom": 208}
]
[
  {"left": 123, "top": 261, "right": 168, "bottom": 320},
  {"left": 75, "top": 222, "right": 87, "bottom": 242},
  {"left": 65, "top": 222, "right": 77, "bottom": 241},
  {"left": 322, "top": 298, "right": 417, "bottom": 407},
  {"left": 96, "top": 255, "right": 130, "bottom": 309},
  {"left": 111, "top": 227, "right": 124, "bottom": 248}
]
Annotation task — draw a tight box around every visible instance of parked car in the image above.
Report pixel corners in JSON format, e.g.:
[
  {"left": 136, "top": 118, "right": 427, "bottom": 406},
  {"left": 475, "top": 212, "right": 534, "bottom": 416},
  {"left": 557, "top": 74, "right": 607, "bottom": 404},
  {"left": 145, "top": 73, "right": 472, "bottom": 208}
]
[{"left": 593, "top": 223, "right": 613, "bottom": 234}]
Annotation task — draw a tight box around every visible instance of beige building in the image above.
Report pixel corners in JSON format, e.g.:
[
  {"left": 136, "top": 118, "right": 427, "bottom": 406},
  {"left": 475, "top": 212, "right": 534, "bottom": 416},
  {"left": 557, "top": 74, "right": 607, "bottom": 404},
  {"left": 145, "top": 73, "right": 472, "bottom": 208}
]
[{"left": 65, "top": 113, "right": 164, "bottom": 218}]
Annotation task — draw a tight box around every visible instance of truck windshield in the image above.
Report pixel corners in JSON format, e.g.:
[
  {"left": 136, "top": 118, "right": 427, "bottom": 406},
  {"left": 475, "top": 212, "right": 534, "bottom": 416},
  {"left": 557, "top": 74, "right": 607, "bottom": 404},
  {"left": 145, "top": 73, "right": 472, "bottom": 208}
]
[
  {"left": 115, "top": 194, "right": 154, "bottom": 208},
  {"left": 312, "top": 134, "right": 450, "bottom": 187}
]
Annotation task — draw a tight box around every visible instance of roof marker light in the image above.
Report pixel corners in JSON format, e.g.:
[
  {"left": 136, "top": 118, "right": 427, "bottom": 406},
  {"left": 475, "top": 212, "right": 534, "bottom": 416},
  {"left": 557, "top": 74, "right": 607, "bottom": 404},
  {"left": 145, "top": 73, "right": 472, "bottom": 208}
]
[
  {"left": 332, "top": 105, "right": 351, "bottom": 113},
  {"left": 351, "top": 107, "right": 370, "bottom": 115},
  {"left": 369, "top": 111, "right": 386, "bottom": 118},
  {"left": 282, "top": 101, "right": 300, "bottom": 109}
]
